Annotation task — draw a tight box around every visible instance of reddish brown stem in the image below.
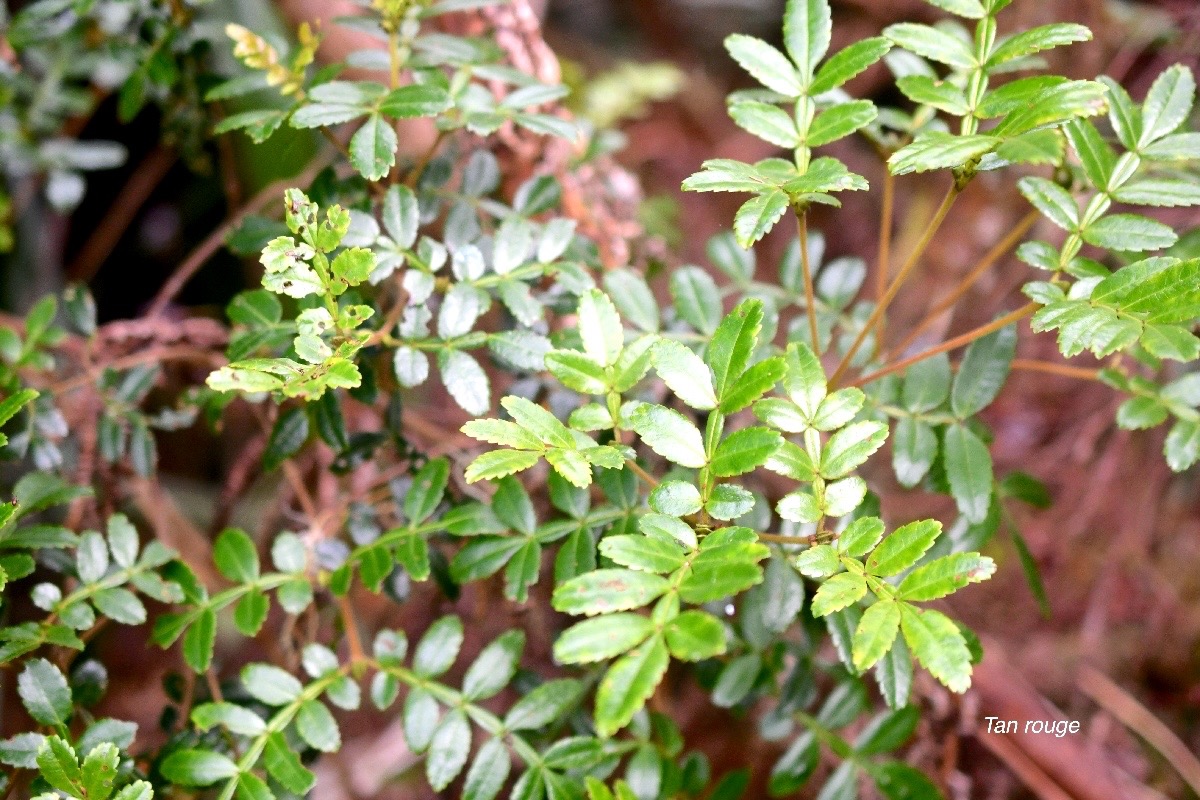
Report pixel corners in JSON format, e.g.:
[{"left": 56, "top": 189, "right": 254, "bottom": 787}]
[
  {"left": 886, "top": 210, "right": 1039, "bottom": 360},
  {"left": 830, "top": 183, "right": 961, "bottom": 387},
  {"left": 851, "top": 303, "right": 1036, "bottom": 388}
]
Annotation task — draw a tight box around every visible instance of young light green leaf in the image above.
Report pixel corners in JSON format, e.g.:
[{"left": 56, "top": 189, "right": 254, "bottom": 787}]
[
  {"left": 710, "top": 427, "right": 782, "bottom": 477},
  {"left": 724, "top": 35, "right": 803, "bottom": 97},
  {"left": 866, "top": 519, "right": 941, "bottom": 577},
  {"left": 820, "top": 421, "right": 888, "bottom": 478},
  {"left": 629, "top": 404, "right": 707, "bottom": 468},
  {"left": 852, "top": 600, "right": 901, "bottom": 671},
  {"left": 897, "top": 552, "right": 996, "bottom": 601},
  {"left": 733, "top": 190, "right": 789, "bottom": 248},
  {"left": 652, "top": 340, "right": 717, "bottom": 410},
  {"left": 783, "top": 0, "right": 832, "bottom": 80},
  {"left": 899, "top": 606, "right": 972, "bottom": 692},
  {"left": 839, "top": 516, "right": 886, "bottom": 558},
  {"left": 810, "top": 572, "right": 868, "bottom": 617},
  {"left": 464, "top": 449, "right": 540, "bottom": 484},
  {"left": 708, "top": 298, "right": 765, "bottom": 401}
]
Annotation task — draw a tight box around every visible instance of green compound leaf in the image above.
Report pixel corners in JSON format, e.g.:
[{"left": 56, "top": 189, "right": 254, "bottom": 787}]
[
  {"left": 951, "top": 323, "right": 1016, "bottom": 418},
  {"left": 783, "top": 0, "right": 833, "bottom": 81},
  {"left": 852, "top": 600, "right": 901, "bottom": 671},
  {"left": 160, "top": 749, "right": 239, "bottom": 787},
  {"left": 866, "top": 519, "right": 942, "bottom": 577},
  {"left": 554, "top": 614, "right": 656, "bottom": 664},
  {"left": 899, "top": 605, "right": 972, "bottom": 693},
  {"left": 897, "top": 552, "right": 996, "bottom": 601},
  {"left": 724, "top": 34, "right": 803, "bottom": 97},
  {"left": 652, "top": 339, "right": 718, "bottom": 410},
  {"left": 810, "top": 572, "right": 868, "bottom": 617},
  {"left": 18, "top": 659, "right": 72, "bottom": 727},
  {"left": 710, "top": 427, "right": 782, "bottom": 477},
  {"left": 942, "top": 424, "right": 994, "bottom": 524},
  {"left": 553, "top": 569, "right": 671, "bottom": 616},
  {"left": 594, "top": 635, "right": 670, "bottom": 737},
  {"left": 664, "top": 610, "right": 728, "bottom": 661},
  {"left": 629, "top": 404, "right": 708, "bottom": 468}
]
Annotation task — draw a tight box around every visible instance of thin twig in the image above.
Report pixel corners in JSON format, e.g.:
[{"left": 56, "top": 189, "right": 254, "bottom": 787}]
[
  {"left": 872, "top": 169, "right": 896, "bottom": 356},
  {"left": 850, "top": 303, "right": 1036, "bottom": 388},
  {"left": 405, "top": 129, "right": 448, "bottom": 190},
  {"left": 1010, "top": 358, "right": 1101, "bottom": 382},
  {"left": 145, "top": 150, "right": 337, "bottom": 317},
  {"left": 758, "top": 532, "right": 813, "bottom": 544},
  {"left": 625, "top": 459, "right": 660, "bottom": 488},
  {"left": 830, "top": 183, "right": 962, "bottom": 387},
  {"left": 887, "top": 210, "right": 1039, "bottom": 359},
  {"left": 337, "top": 594, "right": 367, "bottom": 670},
  {"left": 1078, "top": 667, "right": 1200, "bottom": 798},
  {"left": 47, "top": 345, "right": 225, "bottom": 394},
  {"left": 795, "top": 207, "right": 821, "bottom": 352},
  {"left": 66, "top": 147, "right": 177, "bottom": 282}
]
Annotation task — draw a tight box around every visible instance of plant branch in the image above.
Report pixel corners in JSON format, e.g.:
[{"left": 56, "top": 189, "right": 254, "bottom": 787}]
[
  {"left": 1078, "top": 666, "right": 1200, "bottom": 799},
  {"left": 850, "top": 303, "right": 1036, "bottom": 388},
  {"left": 886, "top": 209, "right": 1038, "bottom": 360},
  {"left": 625, "top": 459, "right": 660, "bottom": 488},
  {"left": 872, "top": 169, "right": 896, "bottom": 356},
  {"left": 146, "top": 150, "right": 337, "bottom": 317},
  {"left": 1010, "top": 358, "right": 1101, "bottom": 382},
  {"left": 406, "top": 129, "right": 448, "bottom": 190},
  {"left": 795, "top": 206, "right": 820, "bottom": 353},
  {"left": 830, "top": 182, "right": 962, "bottom": 387},
  {"left": 758, "top": 532, "right": 813, "bottom": 544}
]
